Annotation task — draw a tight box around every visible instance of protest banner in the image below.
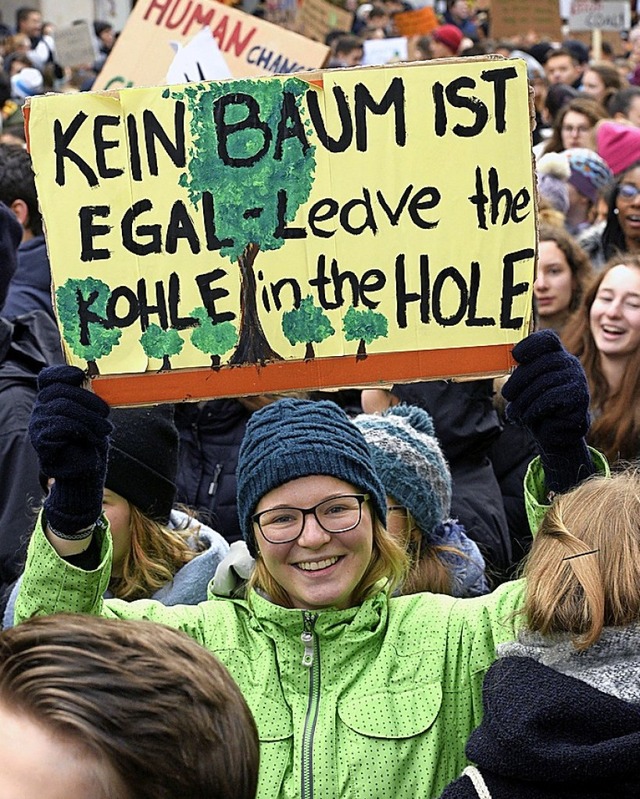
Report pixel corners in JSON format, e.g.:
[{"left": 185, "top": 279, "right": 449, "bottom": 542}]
[
  {"left": 26, "top": 57, "right": 536, "bottom": 405},
  {"left": 297, "top": 0, "right": 354, "bottom": 43},
  {"left": 393, "top": 7, "right": 439, "bottom": 37},
  {"left": 362, "top": 37, "right": 408, "bottom": 65},
  {"left": 490, "top": 0, "right": 562, "bottom": 41},
  {"left": 54, "top": 21, "right": 96, "bottom": 69},
  {"left": 568, "top": 1, "right": 630, "bottom": 30},
  {"left": 93, "top": 0, "right": 330, "bottom": 90}
]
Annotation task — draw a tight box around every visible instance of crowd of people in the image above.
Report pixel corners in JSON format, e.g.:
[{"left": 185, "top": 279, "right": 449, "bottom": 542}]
[{"left": 1, "top": 1, "right": 640, "bottom": 798}]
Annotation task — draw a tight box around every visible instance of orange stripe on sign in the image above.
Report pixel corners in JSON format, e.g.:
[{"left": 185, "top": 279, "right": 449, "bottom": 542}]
[{"left": 90, "top": 343, "right": 516, "bottom": 406}]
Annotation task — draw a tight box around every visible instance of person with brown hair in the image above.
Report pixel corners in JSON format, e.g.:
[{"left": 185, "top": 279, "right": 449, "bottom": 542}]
[
  {"left": 541, "top": 97, "right": 608, "bottom": 155},
  {"left": 563, "top": 254, "right": 640, "bottom": 465},
  {"left": 534, "top": 223, "right": 594, "bottom": 333},
  {"left": 439, "top": 471, "right": 640, "bottom": 798},
  {"left": 0, "top": 613, "right": 259, "bottom": 799},
  {"left": 582, "top": 61, "right": 624, "bottom": 109}
]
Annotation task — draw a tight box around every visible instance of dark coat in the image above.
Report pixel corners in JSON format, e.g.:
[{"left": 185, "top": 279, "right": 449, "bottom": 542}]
[
  {"left": 3, "top": 235, "right": 54, "bottom": 320},
  {"left": 440, "top": 656, "right": 640, "bottom": 799},
  {"left": 0, "top": 311, "right": 63, "bottom": 605},
  {"left": 174, "top": 399, "right": 250, "bottom": 543}
]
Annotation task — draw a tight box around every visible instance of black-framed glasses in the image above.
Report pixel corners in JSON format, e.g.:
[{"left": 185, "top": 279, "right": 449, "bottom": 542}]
[
  {"left": 618, "top": 183, "right": 640, "bottom": 201},
  {"left": 252, "top": 494, "right": 369, "bottom": 544}
]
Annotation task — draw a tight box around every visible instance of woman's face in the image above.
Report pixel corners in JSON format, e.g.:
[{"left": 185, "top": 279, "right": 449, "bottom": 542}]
[
  {"left": 615, "top": 167, "right": 640, "bottom": 246},
  {"left": 581, "top": 69, "right": 606, "bottom": 104},
  {"left": 102, "top": 489, "right": 132, "bottom": 576},
  {"left": 560, "top": 111, "right": 594, "bottom": 150},
  {"left": 534, "top": 240, "right": 575, "bottom": 320},
  {"left": 254, "top": 475, "right": 373, "bottom": 610},
  {"left": 589, "top": 264, "right": 640, "bottom": 362}
]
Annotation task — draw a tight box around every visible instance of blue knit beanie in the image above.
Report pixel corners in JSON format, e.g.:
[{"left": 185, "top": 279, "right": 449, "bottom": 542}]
[
  {"left": 353, "top": 405, "right": 452, "bottom": 541},
  {"left": 237, "top": 398, "right": 387, "bottom": 557}
]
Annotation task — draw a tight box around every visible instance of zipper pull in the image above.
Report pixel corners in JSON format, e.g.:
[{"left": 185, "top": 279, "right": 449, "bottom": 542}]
[{"left": 301, "top": 612, "right": 317, "bottom": 668}]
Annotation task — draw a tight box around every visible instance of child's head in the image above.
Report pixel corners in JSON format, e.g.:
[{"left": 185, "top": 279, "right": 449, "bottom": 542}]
[
  {"left": 0, "top": 614, "right": 259, "bottom": 799},
  {"left": 103, "top": 406, "right": 196, "bottom": 600},
  {"left": 524, "top": 471, "right": 640, "bottom": 649}
]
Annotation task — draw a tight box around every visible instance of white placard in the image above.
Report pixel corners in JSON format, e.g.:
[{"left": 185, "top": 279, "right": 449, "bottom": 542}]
[{"left": 569, "top": 1, "right": 630, "bottom": 30}]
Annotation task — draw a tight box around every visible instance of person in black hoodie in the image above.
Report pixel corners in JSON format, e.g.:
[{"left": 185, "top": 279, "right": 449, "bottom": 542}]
[
  {"left": 440, "top": 470, "right": 640, "bottom": 799},
  {"left": 0, "top": 200, "right": 63, "bottom": 612}
]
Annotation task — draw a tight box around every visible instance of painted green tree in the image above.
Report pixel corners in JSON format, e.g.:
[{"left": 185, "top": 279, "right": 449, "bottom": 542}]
[
  {"left": 190, "top": 306, "right": 238, "bottom": 369},
  {"left": 174, "top": 77, "right": 316, "bottom": 365},
  {"left": 281, "top": 295, "right": 335, "bottom": 360},
  {"left": 55, "top": 277, "right": 121, "bottom": 377},
  {"left": 140, "top": 324, "right": 184, "bottom": 371},
  {"left": 343, "top": 306, "right": 389, "bottom": 361}
]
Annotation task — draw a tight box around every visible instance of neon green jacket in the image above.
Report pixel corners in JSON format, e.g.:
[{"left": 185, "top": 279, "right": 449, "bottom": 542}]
[{"left": 15, "top": 455, "right": 606, "bottom": 799}]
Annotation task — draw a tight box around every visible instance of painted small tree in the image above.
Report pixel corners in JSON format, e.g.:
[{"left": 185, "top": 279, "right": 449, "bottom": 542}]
[
  {"left": 190, "top": 306, "right": 238, "bottom": 369},
  {"left": 281, "top": 295, "right": 335, "bottom": 360},
  {"left": 174, "top": 77, "right": 316, "bottom": 366},
  {"left": 55, "top": 277, "right": 121, "bottom": 377},
  {"left": 140, "top": 324, "right": 184, "bottom": 372},
  {"left": 343, "top": 307, "right": 389, "bottom": 361}
]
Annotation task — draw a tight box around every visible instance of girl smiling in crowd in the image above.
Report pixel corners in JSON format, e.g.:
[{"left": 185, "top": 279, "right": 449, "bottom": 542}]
[{"left": 15, "top": 333, "right": 599, "bottom": 799}]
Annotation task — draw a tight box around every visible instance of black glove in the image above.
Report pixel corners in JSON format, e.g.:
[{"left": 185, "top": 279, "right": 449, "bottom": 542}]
[
  {"left": 29, "top": 365, "right": 112, "bottom": 538},
  {"left": 502, "top": 330, "right": 595, "bottom": 496}
]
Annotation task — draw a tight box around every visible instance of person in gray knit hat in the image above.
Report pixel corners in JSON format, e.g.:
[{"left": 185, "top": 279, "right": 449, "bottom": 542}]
[{"left": 353, "top": 405, "right": 488, "bottom": 597}]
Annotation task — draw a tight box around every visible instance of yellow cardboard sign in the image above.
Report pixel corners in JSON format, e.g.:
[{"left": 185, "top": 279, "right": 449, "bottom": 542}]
[{"left": 27, "top": 57, "right": 536, "bottom": 405}]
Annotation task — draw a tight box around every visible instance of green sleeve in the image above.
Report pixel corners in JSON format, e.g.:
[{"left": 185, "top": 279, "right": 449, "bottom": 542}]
[
  {"left": 15, "top": 512, "right": 219, "bottom": 647},
  {"left": 524, "top": 448, "right": 609, "bottom": 535}
]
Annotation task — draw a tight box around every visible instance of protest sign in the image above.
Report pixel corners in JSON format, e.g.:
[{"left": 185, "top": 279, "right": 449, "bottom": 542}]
[
  {"left": 54, "top": 21, "right": 96, "bottom": 68},
  {"left": 297, "top": 0, "right": 354, "bottom": 43},
  {"left": 490, "top": 0, "right": 562, "bottom": 41},
  {"left": 568, "top": 1, "right": 630, "bottom": 31},
  {"left": 27, "top": 57, "right": 536, "bottom": 405},
  {"left": 93, "top": 0, "right": 330, "bottom": 90},
  {"left": 362, "top": 37, "right": 408, "bottom": 65},
  {"left": 393, "top": 7, "right": 439, "bottom": 37}
]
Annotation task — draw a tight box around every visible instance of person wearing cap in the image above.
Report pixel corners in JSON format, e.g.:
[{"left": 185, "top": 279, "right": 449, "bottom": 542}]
[
  {"left": 353, "top": 405, "right": 488, "bottom": 597},
  {"left": 577, "top": 137, "right": 640, "bottom": 268},
  {"left": 13, "top": 334, "right": 603, "bottom": 799},
  {"left": 2, "top": 403, "right": 229, "bottom": 628},
  {"left": 564, "top": 147, "right": 614, "bottom": 237},
  {"left": 430, "top": 24, "right": 463, "bottom": 59}
]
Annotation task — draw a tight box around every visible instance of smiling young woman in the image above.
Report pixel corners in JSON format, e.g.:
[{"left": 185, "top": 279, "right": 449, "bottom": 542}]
[
  {"left": 14, "top": 349, "right": 600, "bottom": 799},
  {"left": 563, "top": 254, "right": 640, "bottom": 463}
]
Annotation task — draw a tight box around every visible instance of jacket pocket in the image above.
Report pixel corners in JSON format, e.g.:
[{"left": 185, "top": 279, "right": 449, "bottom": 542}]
[
  {"left": 251, "top": 695, "right": 293, "bottom": 796},
  {"left": 338, "top": 681, "right": 442, "bottom": 738}
]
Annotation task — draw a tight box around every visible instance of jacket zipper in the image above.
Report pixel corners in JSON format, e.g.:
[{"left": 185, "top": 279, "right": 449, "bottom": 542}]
[
  {"left": 207, "top": 463, "right": 223, "bottom": 508},
  {"left": 301, "top": 611, "right": 320, "bottom": 799}
]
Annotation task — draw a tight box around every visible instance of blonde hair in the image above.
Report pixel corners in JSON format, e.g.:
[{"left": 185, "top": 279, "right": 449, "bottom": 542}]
[
  {"left": 248, "top": 513, "right": 409, "bottom": 608},
  {"left": 523, "top": 471, "right": 640, "bottom": 650},
  {"left": 396, "top": 511, "right": 462, "bottom": 595},
  {"left": 111, "top": 505, "right": 201, "bottom": 601}
]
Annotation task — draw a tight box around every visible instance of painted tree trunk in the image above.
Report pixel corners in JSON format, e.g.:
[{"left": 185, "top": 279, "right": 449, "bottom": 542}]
[
  {"left": 356, "top": 339, "right": 367, "bottom": 361},
  {"left": 86, "top": 360, "right": 100, "bottom": 377},
  {"left": 210, "top": 354, "right": 221, "bottom": 371},
  {"left": 304, "top": 341, "right": 315, "bottom": 361},
  {"left": 159, "top": 355, "right": 172, "bottom": 372},
  {"left": 229, "top": 243, "right": 283, "bottom": 365}
]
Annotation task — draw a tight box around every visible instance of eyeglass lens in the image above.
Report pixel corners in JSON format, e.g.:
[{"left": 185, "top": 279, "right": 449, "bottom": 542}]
[
  {"left": 619, "top": 183, "right": 640, "bottom": 200},
  {"left": 257, "top": 495, "right": 365, "bottom": 542}
]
